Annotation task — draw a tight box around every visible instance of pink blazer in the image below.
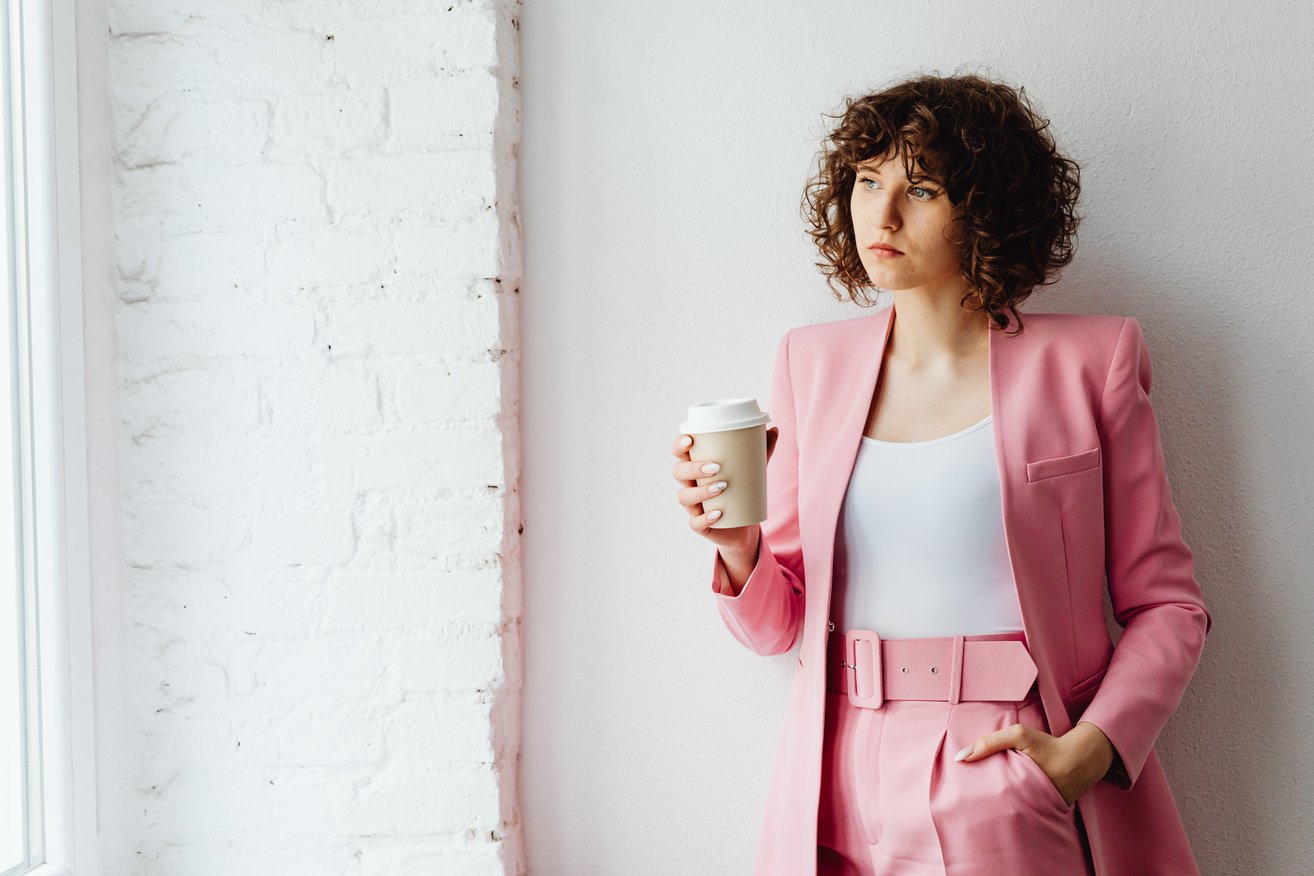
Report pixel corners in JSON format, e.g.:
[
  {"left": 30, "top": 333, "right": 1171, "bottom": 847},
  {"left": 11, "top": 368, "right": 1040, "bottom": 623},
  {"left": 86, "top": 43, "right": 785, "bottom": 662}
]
[{"left": 710, "top": 304, "right": 1213, "bottom": 876}]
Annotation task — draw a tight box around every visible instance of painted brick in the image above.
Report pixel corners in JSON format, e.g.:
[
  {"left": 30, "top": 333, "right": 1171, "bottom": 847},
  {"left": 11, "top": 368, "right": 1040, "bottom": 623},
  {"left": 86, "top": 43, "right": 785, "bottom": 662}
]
[
  {"left": 272, "top": 85, "right": 388, "bottom": 154},
  {"left": 268, "top": 226, "right": 392, "bottom": 289},
  {"left": 393, "top": 631, "right": 503, "bottom": 693},
  {"left": 106, "top": 0, "right": 521, "bottom": 871},
  {"left": 256, "top": 638, "right": 385, "bottom": 698},
  {"left": 325, "top": 297, "right": 501, "bottom": 357},
  {"left": 153, "top": 230, "right": 268, "bottom": 298},
  {"left": 325, "top": 152, "right": 493, "bottom": 216},
  {"left": 389, "top": 72, "right": 500, "bottom": 151},
  {"left": 397, "top": 361, "right": 503, "bottom": 422},
  {"left": 117, "top": 302, "right": 316, "bottom": 361}
]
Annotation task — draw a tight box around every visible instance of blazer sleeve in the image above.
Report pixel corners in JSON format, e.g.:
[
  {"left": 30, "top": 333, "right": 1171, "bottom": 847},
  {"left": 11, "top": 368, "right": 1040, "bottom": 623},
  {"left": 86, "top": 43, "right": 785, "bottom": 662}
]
[
  {"left": 708, "top": 328, "right": 806, "bottom": 656},
  {"left": 1077, "top": 316, "right": 1214, "bottom": 791}
]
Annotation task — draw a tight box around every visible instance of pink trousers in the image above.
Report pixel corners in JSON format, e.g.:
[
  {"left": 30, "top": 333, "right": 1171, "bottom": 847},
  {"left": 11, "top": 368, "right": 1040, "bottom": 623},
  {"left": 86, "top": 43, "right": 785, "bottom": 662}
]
[{"left": 817, "top": 631, "right": 1096, "bottom": 876}]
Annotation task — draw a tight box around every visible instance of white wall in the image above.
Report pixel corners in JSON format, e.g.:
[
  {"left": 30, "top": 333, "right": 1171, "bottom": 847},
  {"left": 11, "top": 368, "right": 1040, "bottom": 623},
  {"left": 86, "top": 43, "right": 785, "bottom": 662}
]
[
  {"left": 520, "top": 2, "right": 1314, "bottom": 874},
  {"left": 81, "top": 1, "right": 524, "bottom": 872}
]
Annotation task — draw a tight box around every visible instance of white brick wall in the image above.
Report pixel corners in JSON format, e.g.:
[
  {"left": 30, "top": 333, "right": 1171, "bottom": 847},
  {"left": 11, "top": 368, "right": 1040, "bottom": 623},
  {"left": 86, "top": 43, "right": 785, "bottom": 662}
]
[{"left": 104, "top": 1, "right": 523, "bottom": 872}]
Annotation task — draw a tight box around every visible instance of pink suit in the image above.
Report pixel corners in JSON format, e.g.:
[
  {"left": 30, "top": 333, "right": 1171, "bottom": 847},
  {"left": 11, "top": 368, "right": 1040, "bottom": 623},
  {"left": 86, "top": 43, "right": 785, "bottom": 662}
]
[{"left": 710, "top": 304, "right": 1213, "bottom": 875}]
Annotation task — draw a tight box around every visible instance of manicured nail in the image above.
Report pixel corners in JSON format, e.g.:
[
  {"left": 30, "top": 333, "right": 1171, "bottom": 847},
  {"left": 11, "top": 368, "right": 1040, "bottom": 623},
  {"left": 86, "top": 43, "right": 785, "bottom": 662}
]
[
  {"left": 954, "top": 745, "right": 973, "bottom": 762},
  {"left": 679, "top": 435, "right": 692, "bottom": 446},
  {"left": 708, "top": 510, "right": 722, "bottom": 520}
]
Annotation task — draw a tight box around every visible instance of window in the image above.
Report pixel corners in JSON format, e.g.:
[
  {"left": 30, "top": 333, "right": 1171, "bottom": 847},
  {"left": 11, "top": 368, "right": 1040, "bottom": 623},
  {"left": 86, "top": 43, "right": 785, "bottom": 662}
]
[{"left": 1, "top": 2, "right": 97, "bottom": 874}]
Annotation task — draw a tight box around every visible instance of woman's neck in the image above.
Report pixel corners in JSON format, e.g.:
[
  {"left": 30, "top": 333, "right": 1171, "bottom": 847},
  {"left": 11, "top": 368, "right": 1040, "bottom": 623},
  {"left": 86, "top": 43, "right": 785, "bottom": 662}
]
[{"left": 886, "top": 294, "right": 989, "bottom": 372}]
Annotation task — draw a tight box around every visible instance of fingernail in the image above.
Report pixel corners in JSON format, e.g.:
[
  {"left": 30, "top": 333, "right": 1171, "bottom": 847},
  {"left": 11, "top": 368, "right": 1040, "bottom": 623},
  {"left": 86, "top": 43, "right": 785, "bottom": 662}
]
[
  {"left": 708, "top": 510, "right": 722, "bottom": 520},
  {"left": 679, "top": 435, "right": 692, "bottom": 446},
  {"left": 954, "top": 745, "right": 973, "bottom": 762}
]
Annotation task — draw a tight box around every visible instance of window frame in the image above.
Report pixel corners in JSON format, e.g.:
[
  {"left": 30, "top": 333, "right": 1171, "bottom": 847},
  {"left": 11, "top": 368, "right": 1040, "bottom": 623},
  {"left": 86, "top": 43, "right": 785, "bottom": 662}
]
[{"left": 6, "top": 1, "right": 99, "bottom": 874}]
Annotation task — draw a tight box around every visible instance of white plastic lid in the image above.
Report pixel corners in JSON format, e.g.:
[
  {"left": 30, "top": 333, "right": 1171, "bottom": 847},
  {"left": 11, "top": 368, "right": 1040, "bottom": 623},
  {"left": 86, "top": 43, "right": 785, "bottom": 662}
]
[{"left": 679, "top": 398, "right": 771, "bottom": 434}]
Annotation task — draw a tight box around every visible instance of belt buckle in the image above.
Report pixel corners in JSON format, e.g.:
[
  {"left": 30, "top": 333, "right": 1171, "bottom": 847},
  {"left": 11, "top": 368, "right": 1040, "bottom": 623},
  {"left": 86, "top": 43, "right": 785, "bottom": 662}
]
[{"left": 845, "top": 629, "right": 883, "bottom": 709}]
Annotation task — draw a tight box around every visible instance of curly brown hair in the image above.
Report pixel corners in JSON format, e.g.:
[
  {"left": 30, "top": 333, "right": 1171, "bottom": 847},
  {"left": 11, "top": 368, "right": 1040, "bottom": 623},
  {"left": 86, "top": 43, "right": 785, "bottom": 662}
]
[{"left": 800, "top": 71, "right": 1082, "bottom": 333}]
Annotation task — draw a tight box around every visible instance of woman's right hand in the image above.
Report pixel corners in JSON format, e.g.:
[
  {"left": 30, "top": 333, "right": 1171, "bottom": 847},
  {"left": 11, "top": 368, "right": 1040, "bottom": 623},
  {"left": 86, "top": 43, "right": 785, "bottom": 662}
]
[{"left": 670, "top": 427, "right": 779, "bottom": 555}]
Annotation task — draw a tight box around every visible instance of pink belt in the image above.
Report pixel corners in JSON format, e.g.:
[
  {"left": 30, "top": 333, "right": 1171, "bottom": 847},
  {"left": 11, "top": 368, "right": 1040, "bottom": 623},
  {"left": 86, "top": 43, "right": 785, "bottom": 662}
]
[{"left": 825, "top": 628, "right": 1038, "bottom": 708}]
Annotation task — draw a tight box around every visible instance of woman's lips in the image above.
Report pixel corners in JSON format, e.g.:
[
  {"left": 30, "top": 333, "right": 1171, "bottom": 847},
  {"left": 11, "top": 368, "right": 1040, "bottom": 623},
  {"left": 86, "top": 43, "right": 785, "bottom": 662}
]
[{"left": 869, "top": 245, "right": 903, "bottom": 258}]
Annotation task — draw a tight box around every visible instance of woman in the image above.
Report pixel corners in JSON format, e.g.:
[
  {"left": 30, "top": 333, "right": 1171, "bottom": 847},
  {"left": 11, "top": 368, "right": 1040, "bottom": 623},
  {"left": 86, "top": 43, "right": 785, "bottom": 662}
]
[{"left": 670, "top": 73, "right": 1212, "bottom": 875}]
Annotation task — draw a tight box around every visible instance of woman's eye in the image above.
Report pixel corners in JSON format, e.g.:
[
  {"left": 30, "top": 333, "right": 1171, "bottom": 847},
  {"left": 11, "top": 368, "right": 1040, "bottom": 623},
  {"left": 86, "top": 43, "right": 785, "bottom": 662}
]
[{"left": 859, "top": 177, "right": 937, "bottom": 199}]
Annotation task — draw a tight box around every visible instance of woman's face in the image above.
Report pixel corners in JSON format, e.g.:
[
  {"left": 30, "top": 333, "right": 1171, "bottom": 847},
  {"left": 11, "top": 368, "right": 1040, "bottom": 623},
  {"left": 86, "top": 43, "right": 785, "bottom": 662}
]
[{"left": 848, "top": 152, "right": 968, "bottom": 297}]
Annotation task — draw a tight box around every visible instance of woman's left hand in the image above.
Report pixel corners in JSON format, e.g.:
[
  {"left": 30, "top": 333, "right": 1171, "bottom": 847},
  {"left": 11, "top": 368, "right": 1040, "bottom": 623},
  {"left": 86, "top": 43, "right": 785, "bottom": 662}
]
[{"left": 953, "top": 720, "right": 1115, "bottom": 807}]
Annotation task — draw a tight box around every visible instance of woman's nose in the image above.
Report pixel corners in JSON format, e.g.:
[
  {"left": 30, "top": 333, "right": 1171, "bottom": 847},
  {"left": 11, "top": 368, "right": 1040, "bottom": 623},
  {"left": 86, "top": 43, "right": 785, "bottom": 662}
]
[{"left": 871, "top": 198, "right": 900, "bottom": 229}]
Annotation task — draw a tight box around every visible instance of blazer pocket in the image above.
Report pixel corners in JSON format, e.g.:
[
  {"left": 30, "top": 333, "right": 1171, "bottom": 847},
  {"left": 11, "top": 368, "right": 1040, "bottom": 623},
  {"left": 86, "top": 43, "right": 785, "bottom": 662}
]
[
  {"left": 1026, "top": 446, "right": 1101, "bottom": 483},
  {"left": 1068, "top": 664, "right": 1108, "bottom": 700}
]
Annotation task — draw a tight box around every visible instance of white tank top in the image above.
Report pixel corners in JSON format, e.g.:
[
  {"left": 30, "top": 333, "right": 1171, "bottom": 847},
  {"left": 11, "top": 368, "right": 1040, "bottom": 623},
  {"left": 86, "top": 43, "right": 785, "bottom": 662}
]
[{"left": 831, "top": 414, "right": 1026, "bottom": 638}]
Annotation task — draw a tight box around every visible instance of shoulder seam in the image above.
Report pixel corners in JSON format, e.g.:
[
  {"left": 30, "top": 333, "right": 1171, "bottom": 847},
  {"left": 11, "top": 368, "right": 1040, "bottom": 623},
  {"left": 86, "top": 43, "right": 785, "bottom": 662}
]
[{"left": 1096, "top": 317, "right": 1134, "bottom": 424}]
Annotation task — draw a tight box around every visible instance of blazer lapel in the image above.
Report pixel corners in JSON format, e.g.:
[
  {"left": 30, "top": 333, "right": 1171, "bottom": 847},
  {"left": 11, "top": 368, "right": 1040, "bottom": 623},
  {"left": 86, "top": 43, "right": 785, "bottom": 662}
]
[{"left": 804, "top": 305, "right": 893, "bottom": 659}]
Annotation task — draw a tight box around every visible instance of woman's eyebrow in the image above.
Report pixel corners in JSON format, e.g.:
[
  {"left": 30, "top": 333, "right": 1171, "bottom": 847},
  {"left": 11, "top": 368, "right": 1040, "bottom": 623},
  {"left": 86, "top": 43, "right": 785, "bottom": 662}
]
[{"left": 854, "top": 164, "right": 941, "bottom": 182}]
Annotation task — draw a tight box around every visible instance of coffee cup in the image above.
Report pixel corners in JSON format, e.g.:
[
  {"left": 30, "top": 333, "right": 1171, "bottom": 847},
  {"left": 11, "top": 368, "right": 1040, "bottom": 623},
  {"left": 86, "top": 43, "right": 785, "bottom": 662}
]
[{"left": 679, "top": 398, "right": 771, "bottom": 529}]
